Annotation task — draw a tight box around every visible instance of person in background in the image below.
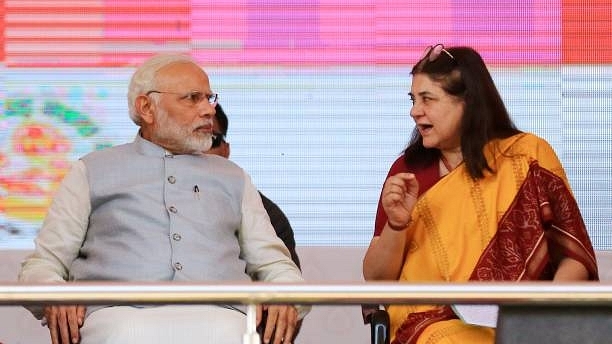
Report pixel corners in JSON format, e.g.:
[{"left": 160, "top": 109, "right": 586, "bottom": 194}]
[
  {"left": 206, "top": 103, "right": 301, "bottom": 268},
  {"left": 362, "top": 44, "right": 599, "bottom": 344},
  {"left": 18, "top": 53, "right": 307, "bottom": 344},
  {"left": 206, "top": 103, "right": 302, "bottom": 343}
]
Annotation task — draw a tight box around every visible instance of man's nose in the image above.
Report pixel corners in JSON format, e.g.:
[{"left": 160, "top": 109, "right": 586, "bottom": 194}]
[{"left": 198, "top": 102, "right": 215, "bottom": 117}]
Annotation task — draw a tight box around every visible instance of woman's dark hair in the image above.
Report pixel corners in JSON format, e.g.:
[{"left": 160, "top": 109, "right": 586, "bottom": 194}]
[
  {"left": 404, "top": 46, "right": 521, "bottom": 179},
  {"left": 214, "top": 103, "right": 229, "bottom": 136}
]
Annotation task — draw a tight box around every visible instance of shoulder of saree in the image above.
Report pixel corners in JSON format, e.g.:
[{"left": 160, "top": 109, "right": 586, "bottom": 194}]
[{"left": 486, "top": 133, "right": 570, "bottom": 184}]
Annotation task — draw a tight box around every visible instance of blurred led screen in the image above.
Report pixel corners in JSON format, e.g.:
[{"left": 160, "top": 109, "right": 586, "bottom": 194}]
[{"left": 1, "top": 0, "right": 610, "bottom": 248}]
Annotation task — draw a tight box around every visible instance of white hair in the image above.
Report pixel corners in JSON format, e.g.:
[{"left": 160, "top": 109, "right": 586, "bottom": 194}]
[{"left": 127, "top": 53, "right": 199, "bottom": 126}]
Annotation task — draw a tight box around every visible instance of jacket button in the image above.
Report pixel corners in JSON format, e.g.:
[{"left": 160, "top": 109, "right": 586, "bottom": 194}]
[
  {"left": 172, "top": 233, "right": 182, "bottom": 241},
  {"left": 174, "top": 262, "right": 183, "bottom": 271},
  {"left": 167, "top": 176, "right": 176, "bottom": 184},
  {"left": 168, "top": 206, "right": 177, "bottom": 213}
]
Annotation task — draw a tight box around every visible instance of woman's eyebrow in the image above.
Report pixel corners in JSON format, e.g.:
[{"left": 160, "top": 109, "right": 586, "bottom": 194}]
[{"left": 410, "top": 91, "right": 436, "bottom": 97}]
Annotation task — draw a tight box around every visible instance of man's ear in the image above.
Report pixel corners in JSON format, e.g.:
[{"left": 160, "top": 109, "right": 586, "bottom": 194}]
[{"left": 135, "top": 94, "right": 155, "bottom": 125}]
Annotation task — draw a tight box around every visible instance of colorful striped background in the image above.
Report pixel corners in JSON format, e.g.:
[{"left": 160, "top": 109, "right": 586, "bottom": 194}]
[{"left": 1, "top": 0, "right": 610, "bottom": 66}]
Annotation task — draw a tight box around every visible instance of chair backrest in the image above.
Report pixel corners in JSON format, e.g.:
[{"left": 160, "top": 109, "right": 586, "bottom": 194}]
[{"left": 366, "top": 308, "right": 390, "bottom": 344}]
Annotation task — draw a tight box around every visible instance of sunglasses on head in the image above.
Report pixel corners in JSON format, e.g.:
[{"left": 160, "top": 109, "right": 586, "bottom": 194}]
[
  {"left": 420, "top": 44, "right": 455, "bottom": 62},
  {"left": 211, "top": 132, "right": 225, "bottom": 148}
]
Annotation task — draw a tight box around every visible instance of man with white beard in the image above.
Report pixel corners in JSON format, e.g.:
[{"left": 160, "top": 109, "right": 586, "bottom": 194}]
[{"left": 18, "top": 54, "right": 307, "bottom": 344}]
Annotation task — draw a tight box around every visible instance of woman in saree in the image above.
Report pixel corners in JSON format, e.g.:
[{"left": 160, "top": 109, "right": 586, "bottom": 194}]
[{"left": 362, "top": 44, "right": 599, "bottom": 344}]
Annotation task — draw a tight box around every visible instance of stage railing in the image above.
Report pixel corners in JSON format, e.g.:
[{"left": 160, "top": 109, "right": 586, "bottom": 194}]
[{"left": 1, "top": 282, "right": 610, "bottom": 343}]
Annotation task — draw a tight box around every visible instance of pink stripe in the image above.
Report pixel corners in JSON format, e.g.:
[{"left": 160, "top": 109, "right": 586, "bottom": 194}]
[{"left": 3, "top": 0, "right": 565, "bottom": 66}]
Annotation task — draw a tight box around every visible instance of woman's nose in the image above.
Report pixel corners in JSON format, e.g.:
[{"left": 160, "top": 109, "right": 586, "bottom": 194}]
[{"left": 410, "top": 103, "right": 422, "bottom": 118}]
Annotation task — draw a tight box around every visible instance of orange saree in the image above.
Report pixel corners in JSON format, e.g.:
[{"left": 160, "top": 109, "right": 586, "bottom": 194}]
[{"left": 384, "top": 133, "right": 598, "bottom": 344}]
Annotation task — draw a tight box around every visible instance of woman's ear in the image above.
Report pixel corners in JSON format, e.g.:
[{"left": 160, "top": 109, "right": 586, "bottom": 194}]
[{"left": 135, "top": 94, "right": 155, "bottom": 125}]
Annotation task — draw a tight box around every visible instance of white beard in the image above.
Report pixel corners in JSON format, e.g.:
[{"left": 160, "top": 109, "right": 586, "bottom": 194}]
[{"left": 151, "top": 108, "right": 213, "bottom": 154}]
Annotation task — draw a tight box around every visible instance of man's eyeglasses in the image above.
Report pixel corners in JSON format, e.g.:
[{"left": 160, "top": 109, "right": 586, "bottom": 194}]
[
  {"left": 211, "top": 132, "right": 225, "bottom": 148},
  {"left": 146, "top": 90, "right": 218, "bottom": 106},
  {"left": 420, "top": 44, "right": 455, "bottom": 62}
]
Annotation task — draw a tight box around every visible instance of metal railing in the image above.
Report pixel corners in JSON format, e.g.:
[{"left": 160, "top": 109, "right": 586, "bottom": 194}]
[{"left": 2, "top": 281, "right": 610, "bottom": 343}]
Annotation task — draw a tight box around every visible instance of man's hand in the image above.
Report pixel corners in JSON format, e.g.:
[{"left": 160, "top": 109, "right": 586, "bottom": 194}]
[
  {"left": 381, "top": 173, "right": 419, "bottom": 230},
  {"left": 257, "top": 304, "right": 298, "bottom": 344},
  {"left": 44, "top": 305, "right": 86, "bottom": 344}
]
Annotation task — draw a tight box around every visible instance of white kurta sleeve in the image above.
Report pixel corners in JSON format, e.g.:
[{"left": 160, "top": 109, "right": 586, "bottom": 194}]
[
  {"left": 19, "top": 160, "right": 91, "bottom": 284},
  {"left": 238, "top": 171, "right": 310, "bottom": 318}
]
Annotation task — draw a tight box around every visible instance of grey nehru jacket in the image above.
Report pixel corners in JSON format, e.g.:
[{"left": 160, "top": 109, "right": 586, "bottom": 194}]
[{"left": 72, "top": 135, "right": 250, "bottom": 283}]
